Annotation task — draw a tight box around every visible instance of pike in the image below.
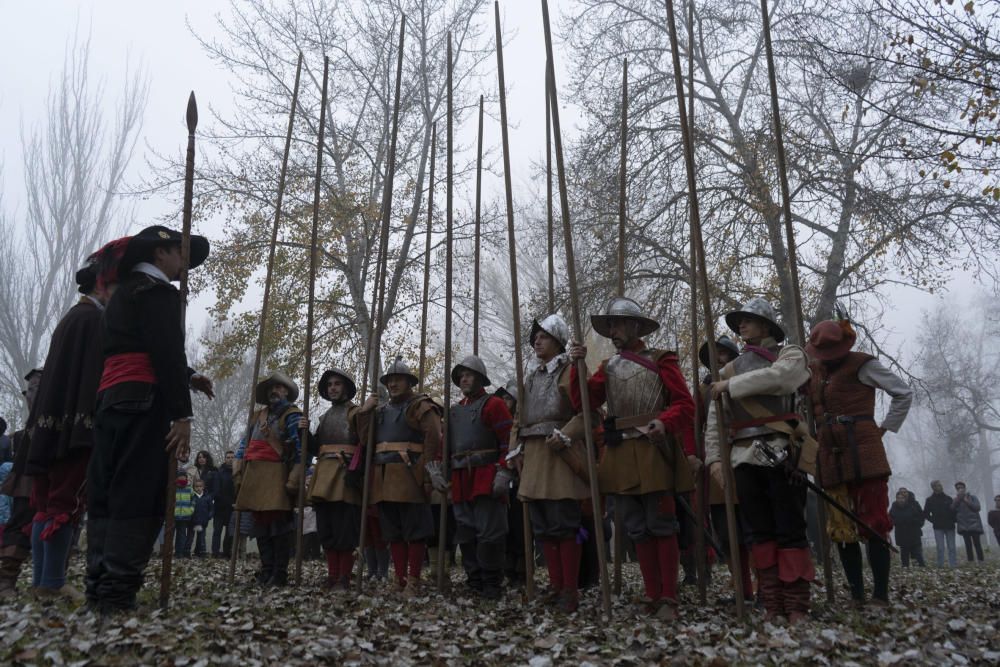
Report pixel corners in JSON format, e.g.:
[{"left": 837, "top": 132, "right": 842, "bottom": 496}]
[
  {"left": 356, "top": 16, "right": 406, "bottom": 591},
  {"left": 417, "top": 124, "right": 436, "bottom": 392},
  {"left": 295, "top": 54, "right": 330, "bottom": 586},
  {"left": 229, "top": 53, "right": 303, "bottom": 585},
  {"left": 474, "top": 95, "right": 484, "bottom": 355},
  {"left": 612, "top": 57, "right": 627, "bottom": 597},
  {"left": 495, "top": 1, "right": 535, "bottom": 601},
  {"left": 545, "top": 83, "right": 555, "bottom": 312},
  {"left": 756, "top": 0, "right": 836, "bottom": 600},
  {"left": 160, "top": 91, "right": 197, "bottom": 611},
  {"left": 686, "top": 0, "right": 709, "bottom": 606},
  {"left": 435, "top": 33, "right": 455, "bottom": 591},
  {"left": 541, "top": 0, "right": 612, "bottom": 617},
  {"left": 662, "top": 0, "right": 747, "bottom": 617}
]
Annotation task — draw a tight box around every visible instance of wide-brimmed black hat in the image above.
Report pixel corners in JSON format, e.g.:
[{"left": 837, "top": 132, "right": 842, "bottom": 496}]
[
  {"left": 319, "top": 368, "right": 358, "bottom": 402},
  {"left": 119, "top": 225, "right": 210, "bottom": 274},
  {"left": 698, "top": 336, "right": 740, "bottom": 368}
]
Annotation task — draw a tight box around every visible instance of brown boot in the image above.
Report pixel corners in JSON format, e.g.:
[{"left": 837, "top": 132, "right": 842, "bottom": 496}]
[
  {"left": 756, "top": 566, "right": 783, "bottom": 621},
  {"left": 557, "top": 588, "right": 579, "bottom": 613},
  {"left": 782, "top": 579, "right": 811, "bottom": 625},
  {"left": 777, "top": 547, "right": 815, "bottom": 625}
]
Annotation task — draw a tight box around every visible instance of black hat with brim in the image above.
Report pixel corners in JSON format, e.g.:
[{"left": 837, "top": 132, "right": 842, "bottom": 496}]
[
  {"left": 698, "top": 336, "right": 741, "bottom": 368},
  {"left": 319, "top": 368, "right": 358, "bottom": 402},
  {"left": 119, "top": 225, "right": 210, "bottom": 274}
]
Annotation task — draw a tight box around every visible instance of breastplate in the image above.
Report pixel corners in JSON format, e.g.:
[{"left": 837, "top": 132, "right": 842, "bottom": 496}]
[
  {"left": 316, "top": 403, "right": 354, "bottom": 445},
  {"left": 449, "top": 394, "right": 499, "bottom": 466},
  {"left": 375, "top": 399, "right": 423, "bottom": 444},
  {"left": 605, "top": 352, "right": 666, "bottom": 418},
  {"left": 520, "top": 359, "right": 573, "bottom": 437},
  {"left": 729, "top": 348, "right": 794, "bottom": 440}
]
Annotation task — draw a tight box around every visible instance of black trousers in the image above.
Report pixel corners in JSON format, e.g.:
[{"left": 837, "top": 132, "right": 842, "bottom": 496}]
[
  {"left": 212, "top": 507, "right": 232, "bottom": 555},
  {"left": 899, "top": 543, "right": 924, "bottom": 567},
  {"left": 733, "top": 463, "right": 808, "bottom": 548},
  {"left": 961, "top": 533, "right": 984, "bottom": 562},
  {"left": 379, "top": 501, "right": 434, "bottom": 543},
  {"left": 528, "top": 498, "right": 581, "bottom": 541},
  {"left": 315, "top": 501, "right": 361, "bottom": 551}
]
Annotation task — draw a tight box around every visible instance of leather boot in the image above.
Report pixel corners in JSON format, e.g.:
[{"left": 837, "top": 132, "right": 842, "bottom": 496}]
[
  {"left": 84, "top": 516, "right": 109, "bottom": 608},
  {"left": 752, "top": 542, "right": 781, "bottom": 620},
  {"left": 867, "top": 541, "right": 891, "bottom": 606},
  {"left": 460, "top": 541, "right": 483, "bottom": 593},
  {"left": 255, "top": 536, "right": 275, "bottom": 585},
  {"left": 778, "top": 547, "right": 815, "bottom": 625},
  {"left": 478, "top": 541, "right": 505, "bottom": 601},
  {"left": 97, "top": 518, "right": 160, "bottom": 614},
  {"left": 837, "top": 542, "right": 865, "bottom": 606},
  {"left": 268, "top": 531, "right": 291, "bottom": 586}
]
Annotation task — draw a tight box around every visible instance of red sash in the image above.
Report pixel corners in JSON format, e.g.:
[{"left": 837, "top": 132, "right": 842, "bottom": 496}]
[
  {"left": 246, "top": 439, "right": 282, "bottom": 462},
  {"left": 98, "top": 352, "right": 156, "bottom": 391}
]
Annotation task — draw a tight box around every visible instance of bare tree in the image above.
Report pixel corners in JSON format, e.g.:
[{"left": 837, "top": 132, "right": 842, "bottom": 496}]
[{"left": 0, "top": 31, "right": 147, "bottom": 419}]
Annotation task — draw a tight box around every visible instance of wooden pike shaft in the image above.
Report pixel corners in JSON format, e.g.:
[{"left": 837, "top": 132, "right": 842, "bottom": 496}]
[
  {"left": 356, "top": 16, "right": 407, "bottom": 591},
  {"left": 540, "top": 0, "right": 612, "bottom": 618},
  {"left": 418, "top": 124, "right": 437, "bottom": 392},
  {"left": 757, "top": 0, "right": 835, "bottom": 601},
  {"left": 686, "top": 0, "right": 708, "bottom": 607},
  {"left": 612, "top": 57, "right": 627, "bottom": 597},
  {"left": 295, "top": 55, "right": 329, "bottom": 586},
  {"left": 230, "top": 54, "right": 303, "bottom": 585},
  {"left": 161, "top": 91, "right": 197, "bottom": 611},
  {"left": 545, "top": 84, "right": 554, "bottom": 313},
  {"left": 662, "top": 0, "right": 746, "bottom": 618},
  {"left": 494, "top": 1, "right": 534, "bottom": 601},
  {"left": 474, "top": 96, "right": 484, "bottom": 355},
  {"left": 436, "top": 34, "right": 454, "bottom": 591}
]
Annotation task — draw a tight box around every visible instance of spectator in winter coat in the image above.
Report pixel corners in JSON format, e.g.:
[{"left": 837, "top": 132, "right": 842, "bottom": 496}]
[
  {"left": 191, "top": 479, "right": 214, "bottom": 557},
  {"left": 174, "top": 470, "right": 195, "bottom": 558},
  {"left": 952, "top": 482, "right": 984, "bottom": 563},
  {"left": 988, "top": 495, "right": 1000, "bottom": 548},
  {"left": 923, "top": 480, "right": 957, "bottom": 567},
  {"left": 0, "top": 418, "right": 10, "bottom": 464},
  {"left": 889, "top": 489, "right": 925, "bottom": 567},
  {"left": 0, "top": 462, "right": 14, "bottom": 528},
  {"left": 212, "top": 450, "right": 237, "bottom": 558}
]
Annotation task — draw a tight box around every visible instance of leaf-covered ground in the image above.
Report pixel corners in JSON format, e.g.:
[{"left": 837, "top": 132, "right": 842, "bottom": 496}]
[{"left": 2, "top": 552, "right": 998, "bottom": 666}]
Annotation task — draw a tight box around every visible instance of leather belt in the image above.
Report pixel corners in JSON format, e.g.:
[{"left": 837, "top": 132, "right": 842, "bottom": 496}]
[
  {"left": 319, "top": 444, "right": 356, "bottom": 461},
  {"left": 375, "top": 441, "right": 424, "bottom": 466}
]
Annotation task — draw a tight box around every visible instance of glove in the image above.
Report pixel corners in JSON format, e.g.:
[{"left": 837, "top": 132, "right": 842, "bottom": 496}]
[
  {"left": 424, "top": 460, "right": 449, "bottom": 493},
  {"left": 492, "top": 467, "right": 513, "bottom": 500},
  {"left": 545, "top": 429, "right": 572, "bottom": 453}
]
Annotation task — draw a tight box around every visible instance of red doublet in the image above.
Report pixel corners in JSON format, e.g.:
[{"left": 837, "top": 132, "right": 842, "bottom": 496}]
[
  {"left": 449, "top": 391, "right": 512, "bottom": 503},
  {"left": 568, "top": 341, "right": 696, "bottom": 455}
]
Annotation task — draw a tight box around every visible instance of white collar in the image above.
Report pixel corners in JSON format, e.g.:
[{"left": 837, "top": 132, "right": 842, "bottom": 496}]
[
  {"left": 83, "top": 295, "right": 105, "bottom": 311},
  {"left": 527, "top": 352, "right": 567, "bottom": 375},
  {"left": 133, "top": 262, "right": 171, "bottom": 284}
]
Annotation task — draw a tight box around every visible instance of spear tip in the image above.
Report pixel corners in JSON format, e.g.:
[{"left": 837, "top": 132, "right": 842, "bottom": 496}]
[{"left": 186, "top": 91, "right": 198, "bottom": 134}]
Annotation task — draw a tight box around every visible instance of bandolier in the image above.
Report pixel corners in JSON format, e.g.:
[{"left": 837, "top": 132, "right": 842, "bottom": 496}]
[
  {"left": 307, "top": 368, "right": 361, "bottom": 590},
  {"left": 234, "top": 372, "right": 303, "bottom": 587},
  {"left": 570, "top": 297, "right": 696, "bottom": 619},
  {"left": 704, "top": 297, "right": 813, "bottom": 624},
  {"left": 449, "top": 355, "right": 513, "bottom": 600},
  {"left": 806, "top": 318, "right": 911, "bottom": 607}
]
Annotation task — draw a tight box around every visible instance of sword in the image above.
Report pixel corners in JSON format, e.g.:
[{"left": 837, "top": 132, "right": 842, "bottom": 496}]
[
  {"left": 674, "top": 493, "right": 726, "bottom": 558},
  {"left": 752, "top": 442, "right": 898, "bottom": 553}
]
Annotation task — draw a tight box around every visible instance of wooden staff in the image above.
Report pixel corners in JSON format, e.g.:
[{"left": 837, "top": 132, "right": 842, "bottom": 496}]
[
  {"left": 662, "top": 0, "right": 746, "bottom": 618},
  {"left": 541, "top": 0, "right": 612, "bottom": 617},
  {"left": 474, "top": 95, "right": 484, "bottom": 355},
  {"left": 295, "top": 54, "right": 329, "bottom": 585},
  {"left": 757, "top": 0, "right": 835, "bottom": 601},
  {"left": 612, "top": 57, "right": 627, "bottom": 597},
  {"left": 160, "top": 91, "right": 197, "bottom": 611},
  {"left": 495, "top": 1, "right": 535, "bottom": 602},
  {"left": 229, "top": 53, "right": 303, "bottom": 585},
  {"left": 418, "top": 124, "right": 437, "bottom": 392},
  {"left": 545, "top": 84, "right": 555, "bottom": 312},
  {"left": 435, "top": 34, "right": 455, "bottom": 591},
  {"left": 356, "top": 15, "right": 406, "bottom": 591},
  {"left": 686, "top": 0, "right": 708, "bottom": 606}
]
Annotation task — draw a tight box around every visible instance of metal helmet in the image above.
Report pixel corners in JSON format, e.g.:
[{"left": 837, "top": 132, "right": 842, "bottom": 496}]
[
  {"left": 724, "top": 297, "right": 786, "bottom": 343},
  {"left": 530, "top": 313, "right": 570, "bottom": 351},
  {"left": 494, "top": 378, "right": 519, "bottom": 403},
  {"left": 379, "top": 356, "right": 419, "bottom": 388},
  {"left": 590, "top": 296, "right": 659, "bottom": 339},
  {"left": 698, "top": 335, "right": 741, "bottom": 368},
  {"left": 255, "top": 371, "right": 300, "bottom": 404},
  {"left": 451, "top": 354, "right": 492, "bottom": 388},
  {"left": 318, "top": 367, "right": 358, "bottom": 402}
]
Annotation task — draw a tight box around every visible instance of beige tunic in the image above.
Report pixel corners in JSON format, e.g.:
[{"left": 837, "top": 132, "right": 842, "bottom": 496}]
[{"left": 307, "top": 401, "right": 361, "bottom": 505}]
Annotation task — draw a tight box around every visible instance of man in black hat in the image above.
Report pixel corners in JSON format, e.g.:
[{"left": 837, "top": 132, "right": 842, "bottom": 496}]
[
  {"left": 448, "top": 355, "right": 513, "bottom": 600},
  {"left": 356, "top": 357, "right": 442, "bottom": 597},
  {"left": 703, "top": 297, "right": 813, "bottom": 624},
  {"left": 233, "top": 372, "right": 303, "bottom": 587},
  {"left": 25, "top": 238, "right": 130, "bottom": 601},
  {"left": 86, "top": 225, "right": 214, "bottom": 614},
  {"left": 306, "top": 368, "right": 361, "bottom": 591},
  {"left": 0, "top": 368, "right": 43, "bottom": 597}
]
